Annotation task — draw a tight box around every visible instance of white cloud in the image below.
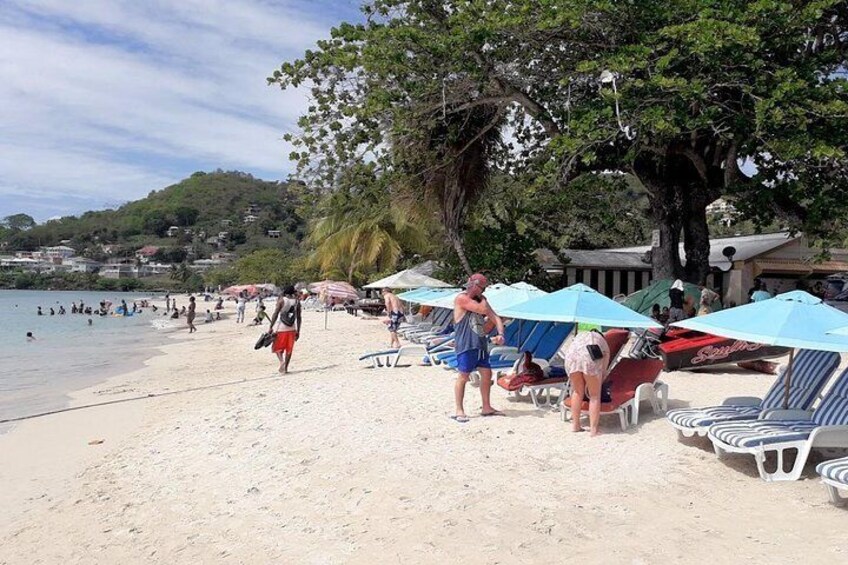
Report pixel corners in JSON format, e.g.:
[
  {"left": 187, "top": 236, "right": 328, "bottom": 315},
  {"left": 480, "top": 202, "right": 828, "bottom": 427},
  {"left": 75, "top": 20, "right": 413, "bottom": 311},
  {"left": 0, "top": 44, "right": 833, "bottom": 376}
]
[{"left": 0, "top": 0, "right": 347, "bottom": 220}]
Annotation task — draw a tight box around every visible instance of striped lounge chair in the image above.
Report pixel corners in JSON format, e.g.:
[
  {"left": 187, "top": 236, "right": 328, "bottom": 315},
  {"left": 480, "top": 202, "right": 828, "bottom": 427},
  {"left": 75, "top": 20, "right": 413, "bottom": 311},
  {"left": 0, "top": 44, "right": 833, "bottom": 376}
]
[
  {"left": 817, "top": 456, "right": 848, "bottom": 506},
  {"left": 707, "top": 367, "right": 848, "bottom": 482},
  {"left": 666, "top": 349, "right": 839, "bottom": 437}
]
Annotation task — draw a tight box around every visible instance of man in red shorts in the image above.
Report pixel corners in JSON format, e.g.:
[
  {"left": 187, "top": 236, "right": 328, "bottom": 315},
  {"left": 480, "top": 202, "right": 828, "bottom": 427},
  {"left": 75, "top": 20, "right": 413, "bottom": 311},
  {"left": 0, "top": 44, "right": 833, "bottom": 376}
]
[{"left": 269, "top": 286, "right": 302, "bottom": 374}]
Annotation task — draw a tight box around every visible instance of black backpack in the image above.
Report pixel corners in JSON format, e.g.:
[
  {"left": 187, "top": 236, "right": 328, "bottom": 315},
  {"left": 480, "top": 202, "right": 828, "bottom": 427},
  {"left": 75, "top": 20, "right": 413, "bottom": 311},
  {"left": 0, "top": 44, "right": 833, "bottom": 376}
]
[{"left": 281, "top": 299, "right": 297, "bottom": 327}]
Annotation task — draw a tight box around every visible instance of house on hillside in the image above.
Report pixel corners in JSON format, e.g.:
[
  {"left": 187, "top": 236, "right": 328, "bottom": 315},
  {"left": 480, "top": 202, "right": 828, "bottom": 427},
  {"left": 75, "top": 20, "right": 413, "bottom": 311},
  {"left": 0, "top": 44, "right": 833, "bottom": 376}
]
[
  {"left": 0, "top": 257, "right": 41, "bottom": 272},
  {"left": 135, "top": 245, "right": 159, "bottom": 263},
  {"left": 267, "top": 229, "right": 281, "bottom": 238},
  {"left": 243, "top": 214, "right": 258, "bottom": 224},
  {"left": 192, "top": 258, "right": 225, "bottom": 272},
  {"left": 64, "top": 257, "right": 102, "bottom": 273},
  {"left": 211, "top": 252, "right": 235, "bottom": 262},
  {"left": 166, "top": 226, "right": 180, "bottom": 237},
  {"left": 220, "top": 219, "right": 232, "bottom": 227},
  {"left": 538, "top": 232, "right": 848, "bottom": 305},
  {"left": 41, "top": 245, "right": 76, "bottom": 260},
  {"left": 100, "top": 264, "right": 137, "bottom": 279},
  {"left": 245, "top": 204, "right": 261, "bottom": 215}
]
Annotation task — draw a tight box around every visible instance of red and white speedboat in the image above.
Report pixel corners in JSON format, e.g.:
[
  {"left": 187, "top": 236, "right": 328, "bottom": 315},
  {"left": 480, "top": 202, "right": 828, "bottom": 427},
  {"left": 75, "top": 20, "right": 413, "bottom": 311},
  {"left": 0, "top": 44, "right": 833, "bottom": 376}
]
[{"left": 657, "top": 328, "right": 788, "bottom": 371}]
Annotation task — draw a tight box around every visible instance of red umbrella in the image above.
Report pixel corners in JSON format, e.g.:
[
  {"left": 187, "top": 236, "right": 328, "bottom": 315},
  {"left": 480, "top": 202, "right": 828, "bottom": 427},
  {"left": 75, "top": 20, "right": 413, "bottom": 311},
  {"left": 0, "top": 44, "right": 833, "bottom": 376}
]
[{"left": 308, "top": 280, "right": 359, "bottom": 301}]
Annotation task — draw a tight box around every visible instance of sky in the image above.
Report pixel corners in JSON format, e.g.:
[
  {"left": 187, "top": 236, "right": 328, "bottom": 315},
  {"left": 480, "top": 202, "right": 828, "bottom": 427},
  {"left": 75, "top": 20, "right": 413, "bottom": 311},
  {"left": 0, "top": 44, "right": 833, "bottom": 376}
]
[{"left": 0, "top": 0, "right": 362, "bottom": 221}]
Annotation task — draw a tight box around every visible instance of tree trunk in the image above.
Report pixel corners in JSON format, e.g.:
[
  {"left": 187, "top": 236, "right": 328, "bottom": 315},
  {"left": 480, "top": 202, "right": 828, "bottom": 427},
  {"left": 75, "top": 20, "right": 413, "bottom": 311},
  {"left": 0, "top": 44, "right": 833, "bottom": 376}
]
[
  {"left": 449, "top": 231, "right": 473, "bottom": 275},
  {"left": 682, "top": 201, "right": 712, "bottom": 284},
  {"left": 651, "top": 214, "right": 683, "bottom": 280}
]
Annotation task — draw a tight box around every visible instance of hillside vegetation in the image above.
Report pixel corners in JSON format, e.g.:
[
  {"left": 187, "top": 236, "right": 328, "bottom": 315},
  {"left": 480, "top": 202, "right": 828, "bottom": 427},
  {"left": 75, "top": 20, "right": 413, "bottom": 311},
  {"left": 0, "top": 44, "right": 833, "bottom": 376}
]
[{"left": 1, "top": 171, "right": 308, "bottom": 259}]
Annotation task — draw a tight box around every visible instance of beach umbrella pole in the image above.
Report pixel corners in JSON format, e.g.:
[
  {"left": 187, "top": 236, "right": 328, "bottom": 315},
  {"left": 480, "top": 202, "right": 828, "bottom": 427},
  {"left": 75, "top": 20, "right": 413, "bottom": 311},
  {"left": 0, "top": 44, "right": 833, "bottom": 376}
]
[
  {"left": 782, "top": 349, "right": 795, "bottom": 409},
  {"left": 324, "top": 307, "right": 328, "bottom": 330}
]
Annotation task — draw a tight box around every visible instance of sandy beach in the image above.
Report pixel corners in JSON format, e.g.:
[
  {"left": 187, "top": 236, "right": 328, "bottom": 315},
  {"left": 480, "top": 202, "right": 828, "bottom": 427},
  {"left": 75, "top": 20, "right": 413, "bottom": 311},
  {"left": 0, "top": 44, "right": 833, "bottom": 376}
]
[{"left": 1, "top": 299, "right": 846, "bottom": 564}]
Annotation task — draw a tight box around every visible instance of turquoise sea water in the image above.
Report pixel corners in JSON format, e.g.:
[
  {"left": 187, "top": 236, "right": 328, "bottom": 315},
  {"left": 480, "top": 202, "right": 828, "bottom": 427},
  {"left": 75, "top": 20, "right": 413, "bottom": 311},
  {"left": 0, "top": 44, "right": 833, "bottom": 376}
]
[{"left": 0, "top": 290, "right": 177, "bottom": 426}]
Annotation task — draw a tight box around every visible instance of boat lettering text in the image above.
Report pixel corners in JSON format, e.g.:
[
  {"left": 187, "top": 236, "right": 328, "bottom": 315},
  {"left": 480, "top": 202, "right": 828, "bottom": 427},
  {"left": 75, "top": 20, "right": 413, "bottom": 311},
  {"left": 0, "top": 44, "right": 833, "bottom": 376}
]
[{"left": 690, "top": 341, "right": 763, "bottom": 365}]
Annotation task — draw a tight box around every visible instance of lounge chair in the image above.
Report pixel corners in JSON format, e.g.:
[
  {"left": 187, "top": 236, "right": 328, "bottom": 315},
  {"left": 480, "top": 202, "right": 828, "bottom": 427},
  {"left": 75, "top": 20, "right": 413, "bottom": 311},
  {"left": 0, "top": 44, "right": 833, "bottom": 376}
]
[
  {"left": 816, "top": 456, "right": 848, "bottom": 506},
  {"left": 560, "top": 358, "right": 666, "bottom": 430},
  {"left": 666, "top": 349, "right": 839, "bottom": 437},
  {"left": 707, "top": 367, "right": 848, "bottom": 481},
  {"left": 519, "top": 329, "right": 631, "bottom": 409},
  {"left": 438, "top": 321, "right": 547, "bottom": 370}
]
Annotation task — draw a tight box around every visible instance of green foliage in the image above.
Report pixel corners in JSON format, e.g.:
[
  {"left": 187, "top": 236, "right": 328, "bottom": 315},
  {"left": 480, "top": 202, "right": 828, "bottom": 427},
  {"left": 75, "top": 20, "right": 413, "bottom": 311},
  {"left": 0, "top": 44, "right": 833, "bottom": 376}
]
[
  {"left": 306, "top": 166, "right": 434, "bottom": 283},
  {"left": 2, "top": 213, "right": 36, "bottom": 231},
  {"left": 0, "top": 171, "right": 307, "bottom": 257},
  {"left": 272, "top": 0, "right": 848, "bottom": 283},
  {"left": 0, "top": 270, "right": 142, "bottom": 291},
  {"left": 154, "top": 246, "right": 188, "bottom": 264},
  {"left": 233, "top": 249, "right": 294, "bottom": 286}
]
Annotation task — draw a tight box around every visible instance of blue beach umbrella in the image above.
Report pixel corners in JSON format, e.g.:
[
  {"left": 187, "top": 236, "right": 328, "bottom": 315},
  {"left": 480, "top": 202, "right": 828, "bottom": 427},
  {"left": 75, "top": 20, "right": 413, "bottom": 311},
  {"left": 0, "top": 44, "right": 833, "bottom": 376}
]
[
  {"left": 498, "top": 283, "right": 662, "bottom": 329},
  {"left": 672, "top": 290, "right": 848, "bottom": 407},
  {"left": 397, "top": 287, "right": 458, "bottom": 304},
  {"left": 672, "top": 291, "right": 848, "bottom": 352}
]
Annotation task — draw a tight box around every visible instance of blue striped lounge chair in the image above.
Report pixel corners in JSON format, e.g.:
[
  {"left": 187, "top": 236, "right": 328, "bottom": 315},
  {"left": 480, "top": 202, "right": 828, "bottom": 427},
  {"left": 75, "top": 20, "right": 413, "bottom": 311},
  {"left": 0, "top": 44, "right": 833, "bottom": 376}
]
[
  {"left": 707, "top": 367, "right": 848, "bottom": 482},
  {"left": 817, "top": 456, "right": 848, "bottom": 506},
  {"left": 666, "top": 349, "right": 839, "bottom": 437}
]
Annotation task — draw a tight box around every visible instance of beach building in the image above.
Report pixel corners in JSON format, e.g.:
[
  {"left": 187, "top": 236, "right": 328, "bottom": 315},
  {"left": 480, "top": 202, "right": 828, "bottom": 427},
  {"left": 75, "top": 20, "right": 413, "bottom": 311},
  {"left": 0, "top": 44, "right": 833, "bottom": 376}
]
[
  {"left": 64, "top": 257, "right": 102, "bottom": 273},
  {"left": 539, "top": 232, "right": 848, "bottom": 305},
  {"left": 0, "top": 257, "right": 41, "bottom": 272},
  {"left": 140, "top": 263, "right": 172, "bottom": 277},
  {"left": 100, "top": 264, "right": 136, "bottom": 279}
]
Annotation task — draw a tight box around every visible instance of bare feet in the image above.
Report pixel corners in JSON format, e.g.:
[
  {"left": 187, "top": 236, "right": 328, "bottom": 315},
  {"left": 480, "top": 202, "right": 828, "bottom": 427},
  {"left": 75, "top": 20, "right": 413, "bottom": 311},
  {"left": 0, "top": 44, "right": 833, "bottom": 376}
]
[
  {"left": 572, "top": 426, "right": 586, "bottom": 433},
  {"left": 590, "top": 429, "right": 601, "bottom": 437}
]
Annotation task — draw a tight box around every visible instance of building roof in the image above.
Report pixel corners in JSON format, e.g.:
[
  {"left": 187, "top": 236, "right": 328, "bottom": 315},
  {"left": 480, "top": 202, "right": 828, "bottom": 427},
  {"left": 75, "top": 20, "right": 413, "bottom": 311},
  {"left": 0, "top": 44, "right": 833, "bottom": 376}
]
[
  {"left": 607, "top": 232, "right": 797, "bottom": 271},
  {"left": 539, "top": 232, "right": 799, "bottom": 272},
  {"left": 137, "top": 245, "right": 160, "bottom": 256}
]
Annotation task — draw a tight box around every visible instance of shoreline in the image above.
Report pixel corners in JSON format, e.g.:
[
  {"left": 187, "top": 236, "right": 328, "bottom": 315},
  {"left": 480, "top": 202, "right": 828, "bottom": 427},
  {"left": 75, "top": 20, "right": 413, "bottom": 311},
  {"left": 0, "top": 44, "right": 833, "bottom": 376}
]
[
  {"left": 1, "top": 307, "right": 847, "bottom": 563},
  {"left": 0, "top": 293, "right": 186, "bottom": 433}
]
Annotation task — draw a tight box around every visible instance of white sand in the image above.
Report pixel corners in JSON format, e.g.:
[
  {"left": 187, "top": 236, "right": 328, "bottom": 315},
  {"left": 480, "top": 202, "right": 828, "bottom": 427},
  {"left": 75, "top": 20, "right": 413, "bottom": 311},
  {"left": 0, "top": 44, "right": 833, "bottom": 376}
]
[{"left": 1, "top": 302, "right": 846, "bottom": 564}]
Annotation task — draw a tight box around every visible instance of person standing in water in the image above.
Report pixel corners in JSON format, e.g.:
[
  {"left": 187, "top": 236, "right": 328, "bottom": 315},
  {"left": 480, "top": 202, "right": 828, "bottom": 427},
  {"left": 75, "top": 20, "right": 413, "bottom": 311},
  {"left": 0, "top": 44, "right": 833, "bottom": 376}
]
[
  {"left": 37, "top": 306, "right": 43, "bottom": 315},
  {"left": 452, "top": 273, "right": 505, "bottom": 423},
  {"left": 268, "top": 286, "right": 302, "bottom": 374},
  {"left": 382, "top": 288, "right": 404, "bottom": 349},
  {"left": 187, "top": 296, "right": 197, "bottom": 333}
]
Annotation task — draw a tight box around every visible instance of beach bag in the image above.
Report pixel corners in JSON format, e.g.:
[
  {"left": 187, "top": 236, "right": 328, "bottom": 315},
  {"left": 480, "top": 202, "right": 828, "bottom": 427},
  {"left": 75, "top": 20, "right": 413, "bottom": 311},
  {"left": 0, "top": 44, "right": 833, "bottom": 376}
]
[
  {"left": 280, "top": 298, "right": 297, "bottom": 327},
  {"left": 254, "top": 332, "right": 276, "bottom": 350}
]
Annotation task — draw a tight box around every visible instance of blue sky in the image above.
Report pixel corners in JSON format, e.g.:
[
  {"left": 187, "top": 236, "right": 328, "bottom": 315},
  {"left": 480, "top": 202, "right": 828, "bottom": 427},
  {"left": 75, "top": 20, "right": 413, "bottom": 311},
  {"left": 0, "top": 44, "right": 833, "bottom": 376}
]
[{"left": 0, "top": 0, "right": 362, "bottom": 221}]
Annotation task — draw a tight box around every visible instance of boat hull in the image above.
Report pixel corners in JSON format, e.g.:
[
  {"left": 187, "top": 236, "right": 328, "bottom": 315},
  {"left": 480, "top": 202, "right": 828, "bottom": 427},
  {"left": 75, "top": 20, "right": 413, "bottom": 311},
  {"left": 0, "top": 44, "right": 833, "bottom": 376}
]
[{"left": 659, "top": 329, "right": 789, "bottom": 371}]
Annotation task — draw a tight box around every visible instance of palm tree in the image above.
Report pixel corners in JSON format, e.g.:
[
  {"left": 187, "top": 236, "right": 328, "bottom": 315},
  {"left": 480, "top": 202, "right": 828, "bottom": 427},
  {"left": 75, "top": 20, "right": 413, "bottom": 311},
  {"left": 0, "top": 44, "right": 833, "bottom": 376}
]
[
  {"left": 306, "top": 185, "right": 431, "bottom": 283},
  {"left": 395, "top": 103, "right": 503, "bottom": 275}
]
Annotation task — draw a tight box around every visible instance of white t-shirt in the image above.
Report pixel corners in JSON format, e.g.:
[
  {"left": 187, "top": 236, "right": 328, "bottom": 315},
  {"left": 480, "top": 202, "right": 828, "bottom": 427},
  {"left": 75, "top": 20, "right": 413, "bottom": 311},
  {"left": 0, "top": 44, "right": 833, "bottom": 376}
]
[{"left": 275, "top": 297, "right": 298, "bottom": 332}]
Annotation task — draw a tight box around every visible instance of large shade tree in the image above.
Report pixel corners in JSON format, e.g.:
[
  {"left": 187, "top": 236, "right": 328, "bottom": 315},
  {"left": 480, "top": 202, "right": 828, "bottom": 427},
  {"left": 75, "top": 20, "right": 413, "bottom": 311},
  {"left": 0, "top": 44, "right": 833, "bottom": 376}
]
[{"left": 271, "top": 0, "right": 848, "bottom": 283}]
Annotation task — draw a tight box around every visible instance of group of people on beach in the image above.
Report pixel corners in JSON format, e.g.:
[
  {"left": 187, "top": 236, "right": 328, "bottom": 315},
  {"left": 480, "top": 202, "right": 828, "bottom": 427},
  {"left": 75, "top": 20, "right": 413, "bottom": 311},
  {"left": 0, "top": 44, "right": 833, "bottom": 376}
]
[{"left": 380, "top": 275, "right": 612, "bottom": 433}]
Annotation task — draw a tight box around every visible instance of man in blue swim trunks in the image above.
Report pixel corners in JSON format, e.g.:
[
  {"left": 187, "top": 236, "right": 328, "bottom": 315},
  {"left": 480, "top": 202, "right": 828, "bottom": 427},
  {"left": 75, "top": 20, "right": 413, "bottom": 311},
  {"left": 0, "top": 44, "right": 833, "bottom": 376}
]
[
  {"left": 383, "top": 287, "right": 405, "bottom": 348},
  {"left": 452, "top": 273, "right": 505, "bottom": 422}
]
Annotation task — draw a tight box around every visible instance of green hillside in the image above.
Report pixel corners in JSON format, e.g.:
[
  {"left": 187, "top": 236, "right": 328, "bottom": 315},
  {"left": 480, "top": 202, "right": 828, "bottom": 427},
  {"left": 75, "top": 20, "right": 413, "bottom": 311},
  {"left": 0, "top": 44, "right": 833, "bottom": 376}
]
[{"left": 1, "top": 171, "right": 308, "bottom": 259}]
